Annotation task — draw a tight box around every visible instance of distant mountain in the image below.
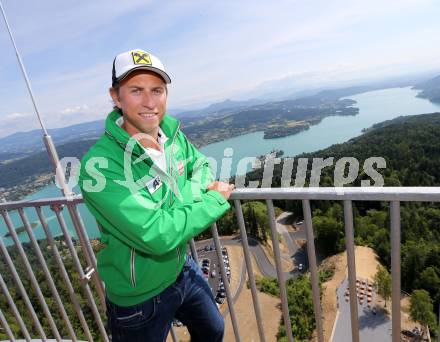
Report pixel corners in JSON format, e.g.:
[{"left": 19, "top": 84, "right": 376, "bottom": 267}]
[
  {"left": 0, "top": 138, "right": 97, "bottom": 189},
  {"left": 0, "top": 152, "right": 26, "bottom": 164},
  {"left": 175, "top": 98, "right": 267, "bottom": 119},
  {"left": 3, "top": 72, "right": 437, "bottom": 158},
  {"left": 0, "top": 119, "right": 104, "bottom": 156},
  {"left": 0, "top": 85, "right": 387, "bottom": 158},
  {"left": 413, "top": 75, "right": 440, "bottom": 104}
]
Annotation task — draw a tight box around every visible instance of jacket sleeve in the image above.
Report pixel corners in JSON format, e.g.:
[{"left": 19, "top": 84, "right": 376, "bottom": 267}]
[{"left": 79, "top": 156, "right": 230, "bottom": 256}]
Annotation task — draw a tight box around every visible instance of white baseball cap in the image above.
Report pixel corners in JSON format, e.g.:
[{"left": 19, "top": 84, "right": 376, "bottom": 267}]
[{"left": 112, "top": 49, "right": 171, "bottom": 86}]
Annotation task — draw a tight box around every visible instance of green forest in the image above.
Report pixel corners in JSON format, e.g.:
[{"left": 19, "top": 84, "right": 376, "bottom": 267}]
[
  {"left": 242, "top": 112, "right": 440, "bottom": 339},
  {"left": 1, "top": 112, "right": 440, "bottom": 340},
  {"left": 0, "top": 238, "right": 106, "bottom": 341}
]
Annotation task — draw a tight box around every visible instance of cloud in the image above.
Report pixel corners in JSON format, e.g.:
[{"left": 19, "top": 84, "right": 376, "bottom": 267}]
[
  {"left": 0, "top": 112, "right": 38, "bottom": 138},
  {"left": 2, "top": 112, "right": 33, "bottom": 121},
  {"left": 0, "top": 0, "right": 439, "bottom": 135},
  {"left": 60, "top": 104, "right": 91, "bottom": 115}
]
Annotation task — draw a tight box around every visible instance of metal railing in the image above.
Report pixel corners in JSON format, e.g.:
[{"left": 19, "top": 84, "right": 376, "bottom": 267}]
[{"left": 0, "top": 187, "right": 439, "bottom": 342}]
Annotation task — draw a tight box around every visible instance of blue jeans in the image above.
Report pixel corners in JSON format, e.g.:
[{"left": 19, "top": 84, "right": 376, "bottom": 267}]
[{"left": 106, "top": 255, "right": 224, "bottom": 342}]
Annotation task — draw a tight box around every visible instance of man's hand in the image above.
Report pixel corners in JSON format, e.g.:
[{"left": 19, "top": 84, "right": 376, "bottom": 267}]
[{"left": 207, "top": 181, "right": 235, "bottom": 200}]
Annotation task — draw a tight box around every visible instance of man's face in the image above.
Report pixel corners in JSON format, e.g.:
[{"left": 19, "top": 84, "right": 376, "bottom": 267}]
[{"left": 110, "top": 70, "right": 167, "bottom": 137}]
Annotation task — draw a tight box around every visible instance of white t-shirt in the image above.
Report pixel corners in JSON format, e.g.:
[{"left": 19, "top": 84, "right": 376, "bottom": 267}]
[{"left": 116, "top": 116, "right": 168, "bottom": 173}]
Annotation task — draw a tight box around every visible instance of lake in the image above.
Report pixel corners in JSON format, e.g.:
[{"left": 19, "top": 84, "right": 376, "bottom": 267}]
[{"left": 2, "top": 86, "right": 440, "bottom": 245}]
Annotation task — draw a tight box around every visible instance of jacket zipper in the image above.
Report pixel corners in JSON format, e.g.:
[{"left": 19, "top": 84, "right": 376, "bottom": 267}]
[
  {"left": 108, "top": 128, "right": 182, "bottom": 280},
  {"left": 130, "top": 248, "right": 136, "bottom": 287},
  {"left": 169, "top": 124, "right": 181, "bottom": 277},
  {"left": 168, "top": 123, "right": 180, "bottom": 206}
]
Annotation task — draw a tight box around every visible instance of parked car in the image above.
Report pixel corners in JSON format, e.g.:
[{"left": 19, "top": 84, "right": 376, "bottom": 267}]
[
  {"left": 173, "top": 319, "right": 183, "bottom": 327},
  {"left": 215, "top": 296, "right": 225, "bottom": 304},
  {"left": 211, "top": 270, "right": 216, "bottom": 278},
  {"left": 298, "top": 263, "right": 304, "bottom": 271}
]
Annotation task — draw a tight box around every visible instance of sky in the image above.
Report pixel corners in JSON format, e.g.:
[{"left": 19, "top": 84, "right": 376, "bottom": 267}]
[{"left": 0, "top": 0, "right": 440, "bottom": 138}]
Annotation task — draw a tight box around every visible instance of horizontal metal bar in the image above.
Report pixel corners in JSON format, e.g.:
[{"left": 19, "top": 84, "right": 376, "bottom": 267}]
[
  {"left": 0, "top": 195, "right": 83, "bottom": 210},
  {"left": 2, "top": 187, "right": 440, "bottom": 211},
  {"left": 230, "top": 187, "right": 440, "bottom": 202}
]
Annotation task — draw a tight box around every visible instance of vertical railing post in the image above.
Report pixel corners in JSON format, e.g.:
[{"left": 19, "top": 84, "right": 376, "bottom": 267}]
[
  {"left": 68, "top": 204, "right": 106, "bottom": 312},
  {"left": 1, "top": 210, "right": 61, "bottom": 340},
  {"left": 35, "top": 206, "right": 94, "bottom": 341},
  {"left": 266, "top": 200, "right": 294, "bottom": 342},
  {"left": 0, "top": 213, "right": 46, "bottom": 340},
  {"left": 169, "top": 325, "right": 178, "bottom": 342},
  {"left": 18, "top": 208, "right": 78, "bottom": 342},
  {"left": 343, "top": 200, "right": 360, "bottom": 342},
  {"left": 234, "top": 200, "right": 266, "bottom": 342},
  {"left": 0, "top": 273, "right": 30, "bottom": 341},
  {"left": 52, "top": 204, "right": 109, "bottom": 342},
  {"left": 302, "top": 199, "right": 324, "bottom": 342},
  {"left": 390, "top": 201, "right": 401, "bottom": 342},
  {"left": 211, "top": 223, "right": 242, "bottom": 342},
  {"left": 189, "top": 238, "right": 199, "bottom": 264},
  {"left": 0, "top": 308, "right": 15, "bottom": 342}
]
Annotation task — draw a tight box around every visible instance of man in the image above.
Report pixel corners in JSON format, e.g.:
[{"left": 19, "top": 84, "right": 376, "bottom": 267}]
[{"left": 79, "top": 49, "right": 234, "bottom": 342}]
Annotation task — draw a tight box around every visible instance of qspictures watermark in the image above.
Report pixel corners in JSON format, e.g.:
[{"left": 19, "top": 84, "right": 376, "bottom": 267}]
[{"left": 55, "top": 136, "right": 386, "bottom": 208}]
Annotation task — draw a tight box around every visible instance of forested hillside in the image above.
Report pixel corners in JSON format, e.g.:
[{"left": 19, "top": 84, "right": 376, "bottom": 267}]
[
  {"left": 414, "top": 75, "right": 440, "bottom": 104},
  {"left": 243, "top": 112, "right": 440, "bottom": 337}
]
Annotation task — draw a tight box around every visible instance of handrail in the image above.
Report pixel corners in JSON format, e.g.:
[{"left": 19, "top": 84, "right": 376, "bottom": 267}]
[
  {"left": 2, "top": 187, "right": 440, "bottom": 211},
  {"left": 1, "top": 186, "right": 440, "bottom": 342}
]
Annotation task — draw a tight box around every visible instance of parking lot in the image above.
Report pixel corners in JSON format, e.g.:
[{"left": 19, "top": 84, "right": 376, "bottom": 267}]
[
  {"left": 196, "top": 242, "right": 231, "bottom": 305},
  {"left": 332, "top": 277, "right": 391, "bottom": 341},
  {"left": 173, "top": 242, "right": 231, "bottom": 327}
]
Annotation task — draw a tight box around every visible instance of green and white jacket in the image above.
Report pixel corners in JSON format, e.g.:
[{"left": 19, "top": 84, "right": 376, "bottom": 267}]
[{"left": 79, "top": 110, "right": 230, "bottom": 306}]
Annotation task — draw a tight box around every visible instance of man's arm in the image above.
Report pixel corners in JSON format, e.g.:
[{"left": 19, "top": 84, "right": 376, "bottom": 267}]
[{"left": 79, "top": 162, "right": 230, "bottom": 257}]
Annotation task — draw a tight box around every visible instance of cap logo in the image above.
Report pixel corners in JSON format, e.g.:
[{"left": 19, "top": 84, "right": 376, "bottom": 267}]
[{"left": 132, "top": 51, "right": 152, "bottom": 65}]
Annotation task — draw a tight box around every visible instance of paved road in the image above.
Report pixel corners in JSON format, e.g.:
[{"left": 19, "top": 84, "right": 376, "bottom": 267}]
[
  {"left": 276, "top": 212, "right": 297, "bottom": 255},
  {"left": 276, "top": 212, "right": 307, "bottom": 270},
  {"left": 194, "top": 212, "right": 309, "bottom": 286}
]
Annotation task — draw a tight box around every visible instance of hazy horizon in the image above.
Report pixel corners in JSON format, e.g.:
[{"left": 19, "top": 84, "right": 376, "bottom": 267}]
[{"left": 1, "top": 0, "right": 439, "bottom": 138}]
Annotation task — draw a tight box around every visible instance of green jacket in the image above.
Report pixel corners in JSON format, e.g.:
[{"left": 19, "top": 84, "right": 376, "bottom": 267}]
[{"left": 79, "top": 110, "right": 230, "bottom": 306}]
